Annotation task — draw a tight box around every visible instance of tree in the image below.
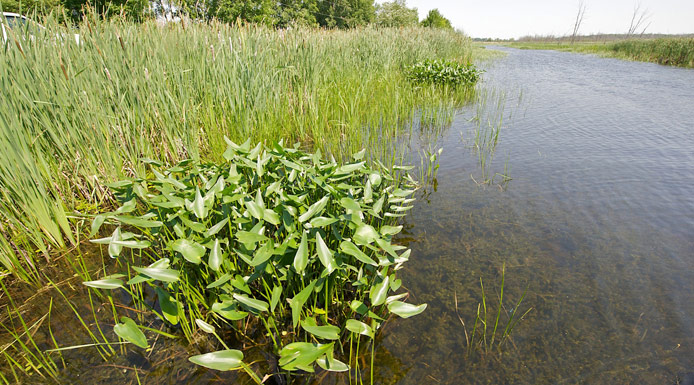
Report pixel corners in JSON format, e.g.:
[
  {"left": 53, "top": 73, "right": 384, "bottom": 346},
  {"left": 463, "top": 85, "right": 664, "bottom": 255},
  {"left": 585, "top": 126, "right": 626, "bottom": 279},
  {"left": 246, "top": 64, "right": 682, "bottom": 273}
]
[
  {"left": 420, "top": 8, "right": 451, "bottom": 29},
  {"left": 627, "top": 2, "right": 650, "bottom": 37},
  {"left": 570, "top": 0, "right": 587, "bottom": 44},
  {"left": 374, "top": 0, "right": 417, "bottom": 28},
  {"left": 316, "top": 0, "right": 375, "bottom": 28},
  {"left": 276, "top": 0, "right": 318, "bottom": 27}
]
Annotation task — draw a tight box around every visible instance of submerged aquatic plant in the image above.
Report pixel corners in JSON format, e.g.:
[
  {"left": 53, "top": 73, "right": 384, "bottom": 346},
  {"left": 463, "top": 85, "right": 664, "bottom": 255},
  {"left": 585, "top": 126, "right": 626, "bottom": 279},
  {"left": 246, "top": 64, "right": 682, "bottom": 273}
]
[
  {"left": 406, "top": 59, "right": 482, "bottom": 87},
  {"left": 455, "top": 264, "right": 532, "bottom": 357},
  {"left": 83, "top": 139, "right": 426, "bottom": 382}
]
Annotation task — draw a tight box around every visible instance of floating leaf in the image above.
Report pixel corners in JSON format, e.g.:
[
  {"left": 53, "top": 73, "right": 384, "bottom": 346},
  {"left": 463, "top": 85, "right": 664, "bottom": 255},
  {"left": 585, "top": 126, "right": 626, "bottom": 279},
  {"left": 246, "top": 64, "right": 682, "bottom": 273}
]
[
  {"left": 189, "top": 350, "right": 244, "bottom": 371},
  {"left": 114, "top": 317, "right": 148, "bottom": 349}
]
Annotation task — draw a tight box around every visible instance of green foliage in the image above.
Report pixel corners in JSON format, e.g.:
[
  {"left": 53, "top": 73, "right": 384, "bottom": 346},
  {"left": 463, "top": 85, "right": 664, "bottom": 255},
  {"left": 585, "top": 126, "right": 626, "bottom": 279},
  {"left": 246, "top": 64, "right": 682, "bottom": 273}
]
[
  {"left": 316, "top": 0, "right": 375, "bottom": 28},
  {"left": 86, "top": 139, "right": 426, "bottom": 378},
  {"left": 420, "top": 8, "right": 452, "bottom": 29},
  {"left": 374, "top": 0, "right": 417, "bottom": 28},
  {"left": 0, "top": 0, "right": 64, "bottom": 19},
  {"left": 406, "top": 59, "right": 482, "bottom": 87},
  {"left": 610, "top": 38, "right": 694, "bottom": 68},
  {"left": 0, "top": 19, "right": 474, "bottom": 284}
]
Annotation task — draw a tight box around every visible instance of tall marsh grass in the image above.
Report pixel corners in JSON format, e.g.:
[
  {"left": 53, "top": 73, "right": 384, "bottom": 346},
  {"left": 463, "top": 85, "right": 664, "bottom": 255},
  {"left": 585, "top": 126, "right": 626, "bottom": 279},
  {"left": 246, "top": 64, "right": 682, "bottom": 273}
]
[
  {"left": 0, "top": 17, "right": 475, "bottom": 283},
  {"left": 609, "top": 38, "right": 694, "bottom": 68}
]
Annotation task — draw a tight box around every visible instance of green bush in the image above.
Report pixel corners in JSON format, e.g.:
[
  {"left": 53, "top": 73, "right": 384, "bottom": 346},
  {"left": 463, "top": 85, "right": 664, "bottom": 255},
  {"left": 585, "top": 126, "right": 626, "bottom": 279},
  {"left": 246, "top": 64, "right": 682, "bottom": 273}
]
[
  {"left": 406, "top": 59, "right": 482, "bottom": 87},
  {"left": 85, "top": 139, "right": 426, "bottom": 379}
]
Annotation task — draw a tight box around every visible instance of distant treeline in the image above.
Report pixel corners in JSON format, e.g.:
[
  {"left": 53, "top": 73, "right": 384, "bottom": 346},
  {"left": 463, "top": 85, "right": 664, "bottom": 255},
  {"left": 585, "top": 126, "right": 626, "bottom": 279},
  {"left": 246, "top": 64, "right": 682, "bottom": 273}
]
[
  {"left": 1, "top": 0, "right": 454, "bottom": 29},
  {"left": 515, "top": 33, "right": 694, "bottom": 43}
]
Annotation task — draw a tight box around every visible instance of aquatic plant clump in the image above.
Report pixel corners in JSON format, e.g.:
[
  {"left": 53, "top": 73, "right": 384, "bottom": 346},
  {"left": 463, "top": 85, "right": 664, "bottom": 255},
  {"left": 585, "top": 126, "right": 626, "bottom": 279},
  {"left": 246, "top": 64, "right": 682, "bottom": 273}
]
[
  {"left": 406, "top": 59, "right": 482, "bottom": 87},
  {"left": 84, "top": 139, "right": 426, "bottom": 378}
]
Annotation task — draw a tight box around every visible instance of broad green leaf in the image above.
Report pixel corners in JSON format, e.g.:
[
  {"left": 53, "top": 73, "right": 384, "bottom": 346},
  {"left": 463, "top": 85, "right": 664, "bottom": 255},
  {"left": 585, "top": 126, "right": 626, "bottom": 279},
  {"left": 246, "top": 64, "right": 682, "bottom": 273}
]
[
  {"left": 349, "top": 300, "right": 368, "bottom": 315},
  {"left": 236, "top": 231, "right": 267, "bottom": 244},
  {"left": 289, "top": 280, "right": 316, "bottom": 328},
  {"left": 309, "top": 216, "right": 338, "bottom": 228},
  {"left": 245, "top": 200, "right": 264, "bottom": 221},
  {"left": 114, "top": 317, "right": 148, "bottom": 349},
  {"left": 249, "top": 241, "right": 274, "bottom": 266},
  {"left": 83, "top": 278, "right": 123, "bottom": 290},
  {"left": 90, "top": 215, "right": 105, "bottom": 237},
  {"left": 131, "top": 266, "right": 180, "bottom": 283},
  {"left": 233, "top": 293, "right": 269, "bottom": 313},
  {"left": 204, "top": 218, "right": 229, "bottom": 238},
  {"left": 339, "top": 198, "right": 361, "bottom": 212},
  {"left": 370, "top": 275, "right": 390, "bottom": 306},
  {"left": 387, "top": 301, "right": 427, "bottom": 319},
  {"left": 353, "top": 224, "right": 379, "bottom": 245},
  {"left": 380, "top": 225, "right": 403, "bottom": 236},
  {"left": 335, "top": 161, "right": 365, "bottom": 174},
  {"left": 263, "top": 209, "right": 280, "bottom": 225},
  {"left": 352, "top": 148, "right": 366, "bottom": 160},
  {"left": 156, "top": 287, "right": 180, "bottom": 325},
  {"left": 316, "top": 350, "right": 350, "bottom": 372},
  {"left": 209, "top": 239, "right": 223, "bottom": 271},
  {"left": 293, "top": 232, "right": 309, "bottom": 273},
  {"left": 371, "top": 195, "right": 385, "bottom": 216},
  {"left": 315, "top": 233, "right": 337, "bottom": 274},
  {"left": 363, "top": 180, "right": 373, "bottom": 203},
  {"left": 301, "top": 323, "right": 340, "bottom": 340},
  {"left": 192, "top": 187, "right": 207, "bottom": 219},
  {"left": 368, "top": 173, "right": 382, "bottom": 187},
  {"left": 206, "top": 273, "right": 231, "bottom": 289},
  {"left": 211, "top": 301, "right": 248, "bottom": 321},
  {"left": 298, "top": 196, "right": 329, "bottom": 223},
  {"left": 172, "top": 239, "right": 206, "bottom": 264},
  {"left": 189, "top": 349, "right": 244, "bottom": 371},
  {"left": 340, "top": 240, "right": 377, "bottom": 266},
  {"left": 345, "top": 319, "right": 374, "bottom": 338},
  {"left": 270, "top": 285, "right": 282, "bottom": 313},
  {"left": 195, "top": 319, "right": 216, "bottom": 334},
  {"left": 108, "top": 227, "right": 122, "bottom": 258},
  {"left": 110, "top": 239, "right": 151, "bottom": 249},
  {"left": 279, "top": 342, "right": 332, "bottom": 372}
]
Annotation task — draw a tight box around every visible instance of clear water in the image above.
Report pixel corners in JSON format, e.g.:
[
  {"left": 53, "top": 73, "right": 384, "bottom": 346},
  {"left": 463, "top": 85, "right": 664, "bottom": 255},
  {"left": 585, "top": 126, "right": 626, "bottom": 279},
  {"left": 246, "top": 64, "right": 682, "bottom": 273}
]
[{"left": 374, "top": 47, "right": 694, "bottom": 384}]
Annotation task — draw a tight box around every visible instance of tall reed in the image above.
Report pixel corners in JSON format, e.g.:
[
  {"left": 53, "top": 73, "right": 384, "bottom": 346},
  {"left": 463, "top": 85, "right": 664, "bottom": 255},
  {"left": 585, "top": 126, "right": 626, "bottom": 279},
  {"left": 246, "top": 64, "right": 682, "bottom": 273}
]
[{"left": 0, "top": 17, "right": 475, "bottom": 283}]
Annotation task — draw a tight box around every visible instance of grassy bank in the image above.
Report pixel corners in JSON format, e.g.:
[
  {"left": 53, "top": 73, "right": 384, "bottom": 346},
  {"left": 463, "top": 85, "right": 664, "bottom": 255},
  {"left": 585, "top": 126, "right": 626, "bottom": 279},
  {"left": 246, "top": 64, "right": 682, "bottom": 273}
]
[
  {"left": 0, "top": 17, "right": 475, "bottom": 283},
  {"left": 502, "top": 38, "right": 694, "bottom": 68}
]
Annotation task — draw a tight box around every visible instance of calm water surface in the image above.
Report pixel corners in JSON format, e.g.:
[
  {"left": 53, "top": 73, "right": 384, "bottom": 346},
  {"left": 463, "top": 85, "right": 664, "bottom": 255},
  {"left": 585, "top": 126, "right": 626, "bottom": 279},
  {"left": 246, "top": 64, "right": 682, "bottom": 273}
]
[{"left": 374, "top": 47, "right": 694, "bottom": 384}]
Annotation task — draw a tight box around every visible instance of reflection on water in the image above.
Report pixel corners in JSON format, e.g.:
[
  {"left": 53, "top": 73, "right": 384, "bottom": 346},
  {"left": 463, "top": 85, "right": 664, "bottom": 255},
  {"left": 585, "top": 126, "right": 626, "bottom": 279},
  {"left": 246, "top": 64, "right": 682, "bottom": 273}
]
[{"left": 376, "top": 47, "right": 694, "bottom": 384}]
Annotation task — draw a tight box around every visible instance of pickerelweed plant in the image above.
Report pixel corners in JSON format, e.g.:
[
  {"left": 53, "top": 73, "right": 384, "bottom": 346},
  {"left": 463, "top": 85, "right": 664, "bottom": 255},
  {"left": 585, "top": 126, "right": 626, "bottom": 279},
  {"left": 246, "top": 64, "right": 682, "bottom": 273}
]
[
  {"left": 406, "top": 59, "right": 482, "bottom": 87},
  {"left": 83, "top": 139, "right": 426, "bottom": 382}
]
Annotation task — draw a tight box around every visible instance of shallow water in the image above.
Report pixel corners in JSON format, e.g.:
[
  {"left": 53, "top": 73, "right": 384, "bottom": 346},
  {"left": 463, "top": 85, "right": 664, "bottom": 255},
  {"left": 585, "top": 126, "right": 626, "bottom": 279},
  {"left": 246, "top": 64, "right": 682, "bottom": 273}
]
[{"left": 375, "top": 47, "right": 694, "bottom": 384}]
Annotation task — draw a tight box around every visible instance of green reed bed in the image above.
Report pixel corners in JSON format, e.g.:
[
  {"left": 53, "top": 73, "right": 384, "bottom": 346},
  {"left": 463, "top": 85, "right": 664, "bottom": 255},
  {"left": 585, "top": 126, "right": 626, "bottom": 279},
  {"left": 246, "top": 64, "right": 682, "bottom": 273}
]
[
  {"left": 609, "top": 38, "right": 694, "bottom": 68},
  {"left": 82, "top": 140, "right": 426, "bottom": 382},
  {"left": 0, "top": 17, "right": 475, "bottom": 284},
  {"left": 505, "top": 38, "right": 694, "bottom": 68}
]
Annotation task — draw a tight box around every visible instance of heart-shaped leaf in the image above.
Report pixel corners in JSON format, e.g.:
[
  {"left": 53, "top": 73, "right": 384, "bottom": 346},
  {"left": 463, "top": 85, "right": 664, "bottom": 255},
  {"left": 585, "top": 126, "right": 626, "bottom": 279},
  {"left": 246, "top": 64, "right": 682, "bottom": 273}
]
[
  {"left": 114, "top": 317, "right": 148, "bottom": 349},
  {"left": 189, "top": 349, "right": 244, "bottom": 371}
]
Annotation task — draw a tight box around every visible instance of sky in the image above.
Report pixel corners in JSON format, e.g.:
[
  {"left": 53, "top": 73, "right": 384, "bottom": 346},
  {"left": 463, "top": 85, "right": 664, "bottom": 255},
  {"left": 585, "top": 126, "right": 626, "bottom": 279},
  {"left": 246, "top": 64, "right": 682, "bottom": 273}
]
[{"left": 377, "top": 0, "right": 694, "bottom": 39}]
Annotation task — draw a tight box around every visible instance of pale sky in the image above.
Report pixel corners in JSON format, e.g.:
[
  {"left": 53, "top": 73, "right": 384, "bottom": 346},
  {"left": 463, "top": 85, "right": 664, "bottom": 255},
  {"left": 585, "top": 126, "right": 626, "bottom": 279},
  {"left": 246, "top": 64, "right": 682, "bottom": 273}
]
[{"left": 378, "top": 0, "right": 694, "bottom": 39}]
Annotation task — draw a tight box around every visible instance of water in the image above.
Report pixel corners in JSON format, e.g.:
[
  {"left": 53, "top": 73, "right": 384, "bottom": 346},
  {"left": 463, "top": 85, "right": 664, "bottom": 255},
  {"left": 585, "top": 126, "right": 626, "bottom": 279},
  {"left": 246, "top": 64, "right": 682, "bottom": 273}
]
[{"left": 374, "top": 47, "right": 694, "bottom": 384}]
